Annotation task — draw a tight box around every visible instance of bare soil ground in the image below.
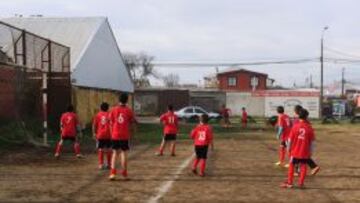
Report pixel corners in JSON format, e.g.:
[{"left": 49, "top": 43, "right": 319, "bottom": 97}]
[{"left": 0, "top": 124, "right": 360, "bottom": 203}]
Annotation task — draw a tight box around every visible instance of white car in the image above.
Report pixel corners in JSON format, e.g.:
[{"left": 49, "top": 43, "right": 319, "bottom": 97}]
[{"left": 175, "top": 106, "right": 221, "bottom": 121}]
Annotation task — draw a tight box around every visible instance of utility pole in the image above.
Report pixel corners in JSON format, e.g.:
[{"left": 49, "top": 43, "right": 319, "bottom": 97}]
[
  {"left": 320, "top": 26, "right": 329, "bottom": 119},
  {"left": 341, "top": 67, "right": 345, "bottom": 97}
]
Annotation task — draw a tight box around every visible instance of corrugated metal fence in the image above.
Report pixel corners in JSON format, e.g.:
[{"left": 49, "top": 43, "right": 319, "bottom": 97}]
[{"left": 0, "top": 21, "right": 70, "bottom": 144}]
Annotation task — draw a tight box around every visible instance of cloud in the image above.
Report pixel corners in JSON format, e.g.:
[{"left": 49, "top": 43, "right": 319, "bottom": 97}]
[{"left": 1, "top": 0, "right": 360, "bottom": 86}]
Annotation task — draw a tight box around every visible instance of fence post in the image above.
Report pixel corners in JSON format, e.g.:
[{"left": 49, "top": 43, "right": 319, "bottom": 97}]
[{"left": 42, "top": 70, "right": 48, "bottom": 145}]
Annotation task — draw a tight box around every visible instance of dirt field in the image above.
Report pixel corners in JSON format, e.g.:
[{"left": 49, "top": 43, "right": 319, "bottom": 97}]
[{"left": 0, "top": 123, "right": 360, "bottom": 203}]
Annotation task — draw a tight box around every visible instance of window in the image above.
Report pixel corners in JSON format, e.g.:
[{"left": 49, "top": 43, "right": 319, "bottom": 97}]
[
  {"left": 184, "top": 108, "right": 194, "bottom": 113},
  {"left": 228, "top": 77, "right": 236, "bottom": 86},
  {"left": 194, "top": 108, "right": 206, "bottom": 114},
  {"left": 250, "top": 76, "right": 259, "bottom": 90}
]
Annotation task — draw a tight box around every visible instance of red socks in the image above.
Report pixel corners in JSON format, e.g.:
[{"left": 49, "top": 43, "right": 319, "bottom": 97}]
[
  {"left": 299, "top": 163, "right": 307, "bottom": 186},
  {"left": 287, "top": 162, "right": 307, "bottom": 186},
  {"left": 193, "top": 159, "right": 206, "bottom": 175},
  {"left": 55, "top": 142, "right": 62, "bottom": 155},
  {"left": 159, "top": 147, "right": 164, "bottom": 155},
  {"left": 192, "top": 158, "right": 200, "bottom": 170},
  {"left": 200, "top": 159, "right": 206, "bottom": 175},
  {"left": 287, "top": 163, "right": 294, "bottom": 185},
  {"left": 110, "top": 168, "right": 117, "bottom": 175},
  {"left": 74, "top": 142, "right": 81, "bottom": 155},
  {"left": 279, "top": 146, "right": 285, "bottom": 163}
]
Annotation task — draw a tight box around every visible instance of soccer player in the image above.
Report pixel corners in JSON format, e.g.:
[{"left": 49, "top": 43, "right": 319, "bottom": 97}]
[
  {"left": 93, "top": 102, "right": 112, "bottom": 170},
  {"left": 241, "top": 107, "right": 248, "bottom": 128},
  {"left": 157, "top": 105, "right": 179, "bottom": 156},
  {"left": 220, "top": 104, "right": 231, "bottom": 128},
  {"left": 275, "top": 106, "right": 291, "bottom": 167},
  {"left": 109, "top": 93, "right": 137, "bottom": 180},
  {"left": 190, "top": 114, "right": 214, "bottom": 177},
  {"left": 293, "top": 105, "right": 320, "bottom": 176},
  {"left": 55, "top": 105, "right": 82, "bottom": 158},
  {"left": 281, "top": 109, "right": 315, "bottom": 188}
]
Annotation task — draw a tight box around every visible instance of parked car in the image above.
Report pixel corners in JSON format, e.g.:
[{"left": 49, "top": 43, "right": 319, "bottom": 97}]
[{"left": 175, "top": 106, "right": 221, "bottom": 122}]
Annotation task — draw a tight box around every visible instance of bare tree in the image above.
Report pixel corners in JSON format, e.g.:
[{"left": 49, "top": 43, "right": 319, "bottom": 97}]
[
  {"left": 122, "top": 52, "right": 158, "bottom": 88},
  {"left": 162, "top": 73, "right": 180, "bottom": 87}
]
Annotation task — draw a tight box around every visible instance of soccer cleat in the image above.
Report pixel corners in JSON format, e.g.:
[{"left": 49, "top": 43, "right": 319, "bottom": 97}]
[
  {"left": 284, "top": 163, "right": 290, "bottom": 168},
  {"left": 76, "top": 154, "right": 84, "bottom": 159},
  {"left": 109, "top": 174, "right": 116, "bottom": 181},
  {"left": 191, "top": 169, "right": 198, "bottom": 175},
  {"left": 155, "top": 152, "right": 163, "bottom": 156},
  {"left": 54, "top": 153, "right": 60, "bottom": 159},
  {"left": 275, "top": 161, "right": 283, "bottom": 166},
  {"left": 98, "top": 165, "right": 103, "bottom": 170},
  {"left": 311, "top": 166, "right": 320, "bottom": 176},
  {"left": 199, "top": 173, "right": 205, "bottom": 177},
  {"left": 171, "top": 153, "right": 176, "bottom": 157},
  {"left": 280, "top": 182, "right": 293, "bottom": 189}
]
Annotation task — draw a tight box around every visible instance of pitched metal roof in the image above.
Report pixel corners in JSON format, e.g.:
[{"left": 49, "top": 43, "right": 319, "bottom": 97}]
[
  {"left": 1, "top": 17, "right": 134, "bottom": 92},
  {"left": 217, "top": 67, "right": 268, "bottom": 76}
]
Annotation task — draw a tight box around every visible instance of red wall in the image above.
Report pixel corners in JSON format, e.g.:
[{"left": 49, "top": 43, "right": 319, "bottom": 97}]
[{"left": 217, "top": 71, "right": 267, "bottom": 91}]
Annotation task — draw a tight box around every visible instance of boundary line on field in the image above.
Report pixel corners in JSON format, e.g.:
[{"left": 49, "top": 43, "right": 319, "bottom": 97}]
[{"left": 147, "top": 154, "right": 195, "bottom": 203}]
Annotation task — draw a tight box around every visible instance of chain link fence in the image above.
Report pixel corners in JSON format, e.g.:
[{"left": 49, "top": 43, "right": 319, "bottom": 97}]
[{"left": 0, "top": 21, "right": 71, "bottom": 146}]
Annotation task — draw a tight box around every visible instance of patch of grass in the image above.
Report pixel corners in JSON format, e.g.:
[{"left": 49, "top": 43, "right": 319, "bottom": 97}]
[
  {"left": 133, "top": 121, "right": 273, "bottom": 145},
  {"left": 0, "top": 119, "right": 43, "bottom": 150}
]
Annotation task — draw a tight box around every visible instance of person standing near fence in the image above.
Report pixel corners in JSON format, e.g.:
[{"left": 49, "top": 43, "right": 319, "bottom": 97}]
[{"left": 55, "top": 105, "right": 82, "bottom": 158}]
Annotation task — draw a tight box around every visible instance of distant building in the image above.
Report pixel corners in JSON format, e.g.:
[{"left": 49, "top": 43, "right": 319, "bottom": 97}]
[
  {"left": 203, "top": 74, "right": 219, "bottom": 88},
  {"left": 217, "top": 68, "right": 272, "bottom": 91}
]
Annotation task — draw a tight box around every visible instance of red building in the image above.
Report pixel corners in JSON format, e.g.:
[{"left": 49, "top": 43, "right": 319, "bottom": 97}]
[{"left": 217, "top": 68, "right": 272, "bottom": 91}]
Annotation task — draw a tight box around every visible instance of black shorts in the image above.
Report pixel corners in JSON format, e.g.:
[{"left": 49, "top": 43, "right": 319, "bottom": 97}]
[
  {"left": 164, "top": 134, "right": 177, "bottom": 141},
  {"left": 61, "top": 136, "right": 76, "bottom": 142},
  {"left": 112, "top": 140, "right": 130, "bottom": 151},
  {"left": 291, "top": 158, "right": 309, "bottom": 164},
  {"left": 97, "top": 139, "right": 112, "bottom": 149},
  {"left": 195, "top": 145, "right": 209, "bottom": 159}
]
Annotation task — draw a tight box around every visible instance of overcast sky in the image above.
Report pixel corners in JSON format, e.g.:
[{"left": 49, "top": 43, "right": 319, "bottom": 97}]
[{"left": 1, "top": 0, "right": 360, "bottom": 87}]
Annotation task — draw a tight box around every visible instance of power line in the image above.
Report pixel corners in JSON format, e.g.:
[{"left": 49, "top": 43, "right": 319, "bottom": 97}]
[
  {"left": 325, "top": 58, "right": 360, "bottom": 64},
  {"left": 324, "top": 46, "right": 360, "bottom": 59},
  {"left": 152, "top": 58, "right": 319, "bottom": 67}
]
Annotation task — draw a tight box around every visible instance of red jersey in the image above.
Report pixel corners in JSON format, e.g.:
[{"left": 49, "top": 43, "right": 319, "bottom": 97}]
[
  {"left": 221, "top": 108, "right": 231, "bottom": 118},
  {"left": 109, "top": 105, "right": 135, "bottom": 140},
  {"left": 190, "top": 124, "right": 214, "bottom": 146},
  {"left": 93, "top": 111, "right": 111, "bottom": 140},
  {"left": 288, "top": 120, "right": 315, "bottom": 159},
  {"left": 160, "top": 111, "right": 179, "bottom": 135},
  {"left": 242, "top": 111, "right": 248, "bottom": 122},
  {"left": 277, "top": 113, "right": 291, "bottom": 141},
  {"left": 60, "top": 112, "right": 79, "bottom": 137}
]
